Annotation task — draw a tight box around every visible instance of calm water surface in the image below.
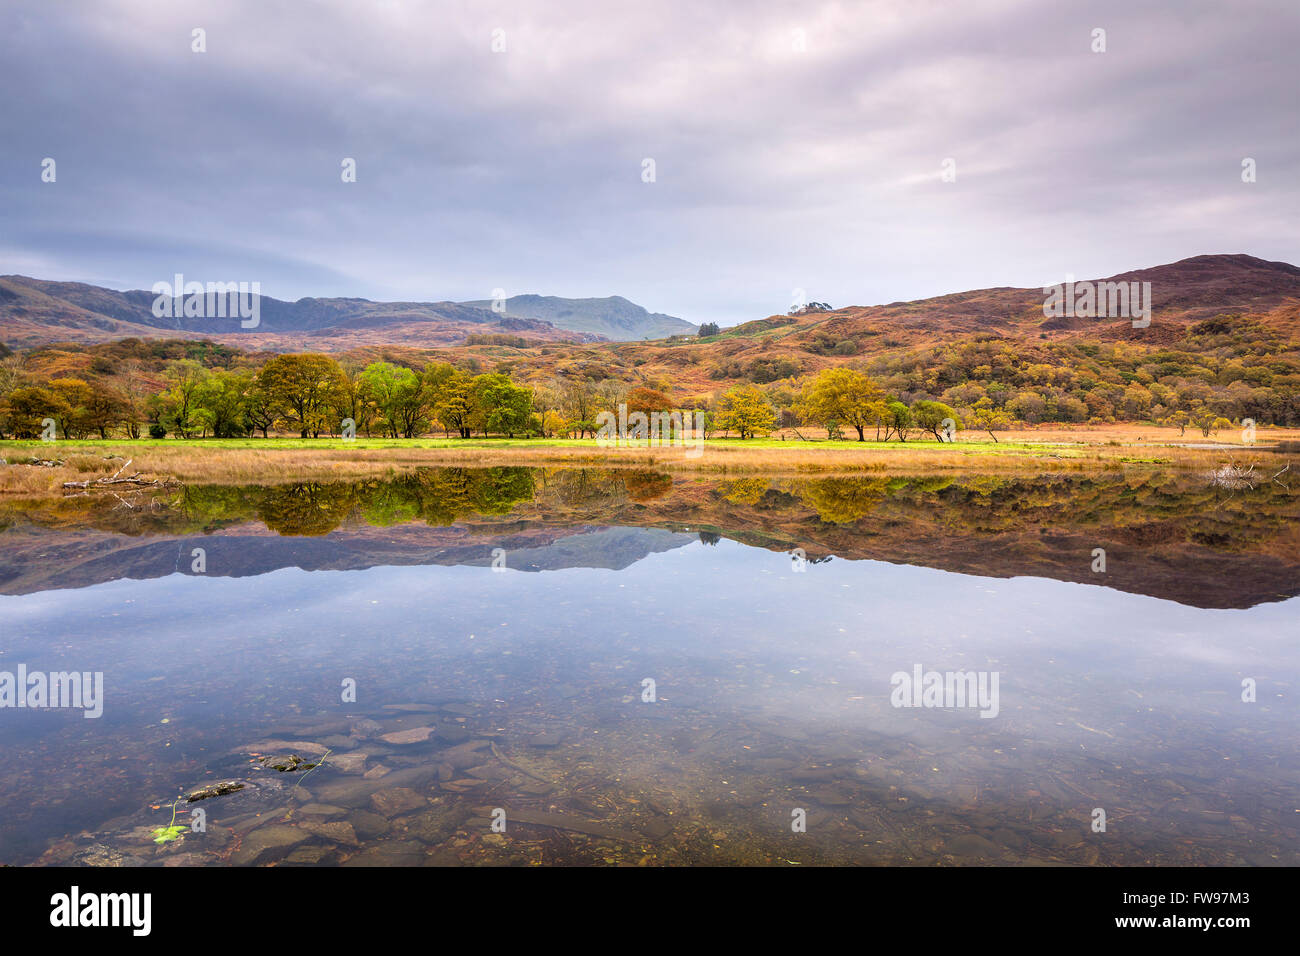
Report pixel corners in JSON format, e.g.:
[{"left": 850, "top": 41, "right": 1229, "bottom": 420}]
[{"left": 0, "top": 467, "right": 1296, "bottom": 865}]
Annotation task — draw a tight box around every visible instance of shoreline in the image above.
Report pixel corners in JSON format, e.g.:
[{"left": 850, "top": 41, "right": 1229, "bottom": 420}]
[{"left": 2, "top": 428, "right": 1295, "bottom": 493}]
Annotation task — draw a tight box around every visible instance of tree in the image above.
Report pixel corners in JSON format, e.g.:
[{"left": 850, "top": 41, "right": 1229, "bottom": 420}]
[
  {"left": 971, "top": 405, "right": 1011, "bottom": 442},
  {"left": 1163, "top": 410, "right": 1190, "bottom": 437},
  {"left": 335, "top": 363, "right": 376, "bottom": 438},
  {"left": 118, "top": 361, "right": 150, "bottom": 439},
  {"left": 530, "top": 382, "right": 563, "bottom": 436},
  {"left": 244, "top": 379, "right": 279, "bottom": 438},
  {"left": 81, "top": 379, "right": 127, "bottom": 438},
  {"left": 258, "top": 353, "right": 346, "bottom": 438},
  {"left": 2, "top": 385, "right": 60, "bottom": 438},
  {"left": 716, "top": 384, "right": 775, "bottom": 439},
  {"left": 698, "top": 322, "right": 720, "bottom": 337},
  {"left": 626, "top": 386, "right": 672, "bottom": 417},
  {"left": 157, "top": 360, "right": 209, "bottom": 439},
  {"left": 881, "top": 401, "right": 915, "bottom": 442},
  {"left": 1191, "top": 407, "right": 1231, "bottom": 438},
  {"left": 541, "top": 409, "right": 569, "bottom": 437},
  {"left": 425, "top": 362, "right": 476, "bottom": 438},
  {"left": 0, "top": 356, "right": 22, "bottom": 437},
  {"left": 556, "top": 377, "right": 600, "bottom": 438},
  {"left": 472, "top": 373, "right": 533, "bottom": 437},
  {"left": 360, "top": 362, "right": 425, "bottom": 437},
  {"left": 48, "top": 378, "right": 94, "bottom": 439},
  {"left": 911, "top": 400, "right": 961, "bottom": 441},
  {"left": 193, "top": 369, "right": 252, "bottom": 438},
  {"left": 794, "top": 368, "right": 887, "bottom": 441}
]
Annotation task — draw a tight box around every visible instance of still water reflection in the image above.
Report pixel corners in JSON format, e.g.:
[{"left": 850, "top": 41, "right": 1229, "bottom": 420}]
[{"left": 0, "top": 468, "right": 1296, "bottom": 865}]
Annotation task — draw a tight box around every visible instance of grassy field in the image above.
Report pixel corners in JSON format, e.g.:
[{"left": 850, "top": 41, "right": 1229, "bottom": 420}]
[{"left": 2, "top": 424, "right": 1294, "bottom": 494}]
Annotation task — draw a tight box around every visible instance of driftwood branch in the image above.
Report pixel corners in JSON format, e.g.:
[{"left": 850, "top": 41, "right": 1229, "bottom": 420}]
[
  {"left": 62, "top": 460, "right": 177, "bottom": 490},
  {"left": 62, "top": 476, "right": 171, "bottom": 489}
]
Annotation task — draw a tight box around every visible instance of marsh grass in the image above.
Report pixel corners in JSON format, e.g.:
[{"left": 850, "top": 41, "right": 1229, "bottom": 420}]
[{"left": 2, "top": 432, "right": 1292, "bottom": 495}]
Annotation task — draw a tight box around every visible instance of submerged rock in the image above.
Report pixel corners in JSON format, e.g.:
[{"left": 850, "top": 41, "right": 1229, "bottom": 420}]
[
  {"left": 399, "top": 804, "right": 474, "bottom": 844},
  {"left": 230, "top": 824, "right": 309, "bottom": 866},
  {"left": 809, "top": 788, "right": 853, "bottom": 806},
  {"left": 329, "top": 752, "right": 368, "bottom": 774},
  {"left": 944, "top": 833, "right": 1003, "bottom": 858},
  {"left": 261, "top": 754, "right": 317, "bottom": 773},
  {"left": 380, "top": 727, "right": 435, "bottom": 745},
  {"left": 70, "top": 843, "right": 148, "bottom": 867},
  {"left": 341, "top": 840, "right": 426, "bottom": 866},
  {"left": 439, "top": 702, "right": 479, "bottom": 716},
  {"left": 350, "top": 810, "right": 391, "bottom": 840},
  {"left": 639, "top": 817, "right": 673, "bottom": 840},
  {"left": 441, "top": 740, "right": 491, "bottom": 769},
  {"left": 297, "top": 820, "right": 359, "bottom": 846},
  {"left": 284, "top": 845, "right": 333, "bottom": 865},
  {"left": 527, "top": 732, "right": 567, "bottom": 748},
  {"left": 370, "top": 787, "right": 427, "bottom": 817},
  {"left": 186, "top": 781, "right": 246, "bottom": 802},
  {"left": 243, "top": 739, "right": 330, "bottom": 756}
]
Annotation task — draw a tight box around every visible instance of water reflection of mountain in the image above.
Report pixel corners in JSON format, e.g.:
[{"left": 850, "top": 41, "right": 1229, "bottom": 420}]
[
  {"left": 1, "top": 466, "right": 1297, "bottom": 608},
  {"left": 0, "top": 524, "right": 698, "bottom": 594}
]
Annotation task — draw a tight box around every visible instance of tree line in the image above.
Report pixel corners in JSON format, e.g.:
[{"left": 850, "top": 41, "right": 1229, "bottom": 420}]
[
  {"left": 0, "top": 345, "right": 1249, "bottom": 442},
  {"left": 0, "top": 354, "right": 537, "bottom": 440}
]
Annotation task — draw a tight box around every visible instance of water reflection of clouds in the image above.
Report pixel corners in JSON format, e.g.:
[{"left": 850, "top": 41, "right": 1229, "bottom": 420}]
[{"left": 3, "top": 536, "right": 1294, "bottom": 736}]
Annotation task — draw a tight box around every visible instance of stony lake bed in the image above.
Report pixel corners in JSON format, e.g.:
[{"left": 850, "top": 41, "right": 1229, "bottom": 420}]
[{"left": 1, "top": 465, "right": 1297, "bottom": 866}]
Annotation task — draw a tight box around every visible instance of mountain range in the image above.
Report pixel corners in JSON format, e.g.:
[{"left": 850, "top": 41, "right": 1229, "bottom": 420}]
[
  {"left": 3, "top": 255, "right": 1297, "bottom": 360},
  {"left": 0, "top": 278, "right": 693, "bottom": 350}
]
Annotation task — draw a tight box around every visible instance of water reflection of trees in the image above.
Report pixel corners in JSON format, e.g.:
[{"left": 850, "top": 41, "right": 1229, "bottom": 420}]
[
  {"left": 172, "top": 467, "right": 540, "bottom": 536},
  {"left": 794, "top": 477, "right": 891, "bottom": 524},
  {"left": 9, "top": 470, "right": 1298, "bottom": 556},
  {"left": 624, "top": 470, "right": 674, "bottom": 502},
  {"left": 258, "top": 482, "right": 358, "bottom": 535},
  {"left": 539, "top": 468, "right": 629, "bottom": 507}
]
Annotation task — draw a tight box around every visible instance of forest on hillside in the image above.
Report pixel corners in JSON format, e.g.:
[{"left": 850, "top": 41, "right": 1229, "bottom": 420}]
[{"left": 0, "top": 311, "right": 1296, "bottom": 442}]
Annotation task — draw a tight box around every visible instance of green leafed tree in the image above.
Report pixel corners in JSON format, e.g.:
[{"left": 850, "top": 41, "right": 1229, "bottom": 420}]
[
  {"left": 911, "top": 400, "right": 961, "bottom": 441},
  {"left": 472, "top": 373, "right": 534, "bottom": 437}
]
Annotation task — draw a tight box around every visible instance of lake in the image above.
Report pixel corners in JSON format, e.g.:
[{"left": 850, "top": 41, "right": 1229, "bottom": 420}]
[{"left": 1, "top": 467, "right": 1296, "bottom": 865}]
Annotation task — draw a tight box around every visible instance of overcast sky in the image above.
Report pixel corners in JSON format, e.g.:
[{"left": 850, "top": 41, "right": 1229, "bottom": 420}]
[{"left": 2, "top": 0, "right": 1296, "bottom": 327}]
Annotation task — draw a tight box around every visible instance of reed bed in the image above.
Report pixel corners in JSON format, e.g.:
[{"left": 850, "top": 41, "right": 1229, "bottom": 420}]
[{"left": 2, "top": 434, "right": 1290, "bottom": 495}]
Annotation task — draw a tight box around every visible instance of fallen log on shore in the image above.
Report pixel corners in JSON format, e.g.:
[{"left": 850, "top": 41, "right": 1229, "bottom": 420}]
[{"left": 60, "top": 459, "right": 179, "bottom": 490}]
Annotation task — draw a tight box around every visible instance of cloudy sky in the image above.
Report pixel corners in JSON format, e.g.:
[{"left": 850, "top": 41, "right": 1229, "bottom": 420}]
[{"left": 2, "top": 0, "right": 1296, "bottom": 327}]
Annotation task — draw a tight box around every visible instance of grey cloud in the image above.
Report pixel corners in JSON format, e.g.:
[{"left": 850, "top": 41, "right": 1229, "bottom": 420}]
[{"left": 1, "top": 0, "right": 1296, "bottom": 326}]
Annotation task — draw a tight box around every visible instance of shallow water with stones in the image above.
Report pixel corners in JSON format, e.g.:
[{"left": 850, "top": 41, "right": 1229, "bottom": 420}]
[{"left": 0, "top": 467, "right": 1296, "bottom": 866}]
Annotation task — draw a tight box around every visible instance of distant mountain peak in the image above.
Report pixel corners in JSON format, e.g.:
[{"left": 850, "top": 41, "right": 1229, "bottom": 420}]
[{"left": 458, "top": 293, "right": 696, "bottom": 341}]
